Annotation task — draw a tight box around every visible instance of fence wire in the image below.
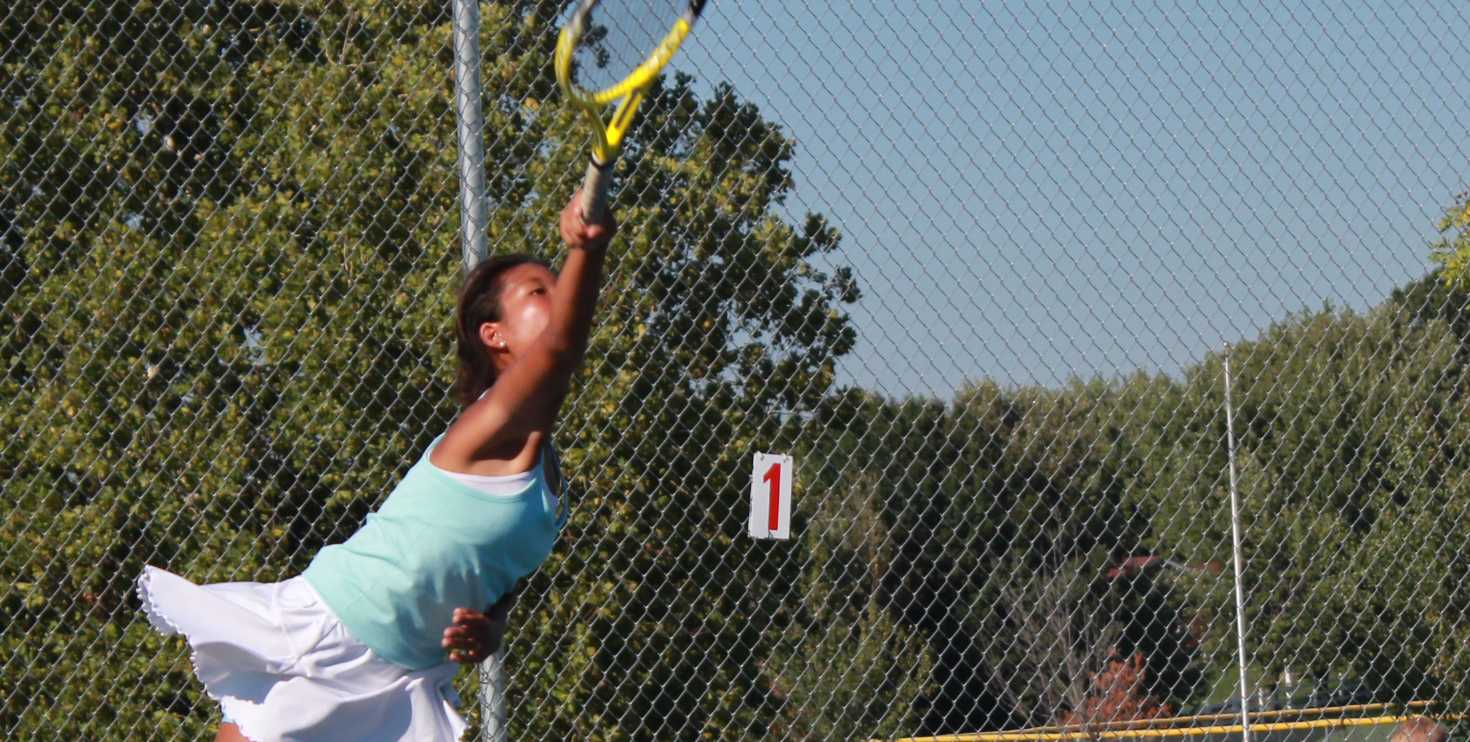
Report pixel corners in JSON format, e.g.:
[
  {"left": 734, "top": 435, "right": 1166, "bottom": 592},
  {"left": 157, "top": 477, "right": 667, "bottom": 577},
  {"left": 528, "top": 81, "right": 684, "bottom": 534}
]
[{"left": 4, "top": 1, "right": 1470, "bottom": 740}]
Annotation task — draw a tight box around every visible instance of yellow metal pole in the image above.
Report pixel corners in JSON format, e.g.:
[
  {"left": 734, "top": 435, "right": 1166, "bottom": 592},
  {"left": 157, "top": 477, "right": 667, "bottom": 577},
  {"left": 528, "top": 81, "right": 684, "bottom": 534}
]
[
  {"left": 886, "top": 710, "right": 1460, "bottom": 742},
  {"left": 1002, "top": 700, "right": 1437, "bottom": 735}
]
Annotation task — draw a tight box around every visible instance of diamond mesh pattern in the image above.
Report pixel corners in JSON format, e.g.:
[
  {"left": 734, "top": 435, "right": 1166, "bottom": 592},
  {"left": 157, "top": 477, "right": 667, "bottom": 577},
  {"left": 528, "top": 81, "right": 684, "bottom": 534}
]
[{"left": 3, "top": 1, "right": 1469, "bottom": 740}]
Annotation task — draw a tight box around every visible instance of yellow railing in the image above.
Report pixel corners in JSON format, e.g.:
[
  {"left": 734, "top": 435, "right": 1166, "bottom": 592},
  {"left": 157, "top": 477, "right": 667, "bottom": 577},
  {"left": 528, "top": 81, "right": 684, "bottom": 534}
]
[{"left": 884, "top": 701, "right": 1459, "bottom": 742}]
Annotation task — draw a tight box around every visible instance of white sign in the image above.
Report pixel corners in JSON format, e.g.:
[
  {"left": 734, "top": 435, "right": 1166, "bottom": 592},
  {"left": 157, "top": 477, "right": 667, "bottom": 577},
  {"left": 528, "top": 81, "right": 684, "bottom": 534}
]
[{"left": 749, "top": 453, "right": 792, "bottom": 540}]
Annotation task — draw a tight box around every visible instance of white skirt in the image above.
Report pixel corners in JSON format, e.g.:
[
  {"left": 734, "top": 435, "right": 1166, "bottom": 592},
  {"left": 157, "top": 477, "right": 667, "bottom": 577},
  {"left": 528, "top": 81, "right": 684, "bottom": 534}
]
[{"left": 136, "top": 566, "right": 467, "bottom": 742}]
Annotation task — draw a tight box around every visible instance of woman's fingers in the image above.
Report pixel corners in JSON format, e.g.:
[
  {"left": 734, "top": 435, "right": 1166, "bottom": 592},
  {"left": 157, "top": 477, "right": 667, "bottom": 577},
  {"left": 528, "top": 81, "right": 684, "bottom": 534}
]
[
  {"left": 445, "top": 587, "right": 520, "bottom": 664},
  {"left": 443, "top": 604, "right": 503, "bottom": 664},
  {"left": 444, "top": 633, "right": 479, "bottom": 664},
  {"left": 560, "top": 191, "right": 616, "bottom": 250},
  {"left": 442, "top": 624, "right": 477, "bottom": 655},
  {"left": 453, "top": 607, "right": 486, "bottom": 625}
]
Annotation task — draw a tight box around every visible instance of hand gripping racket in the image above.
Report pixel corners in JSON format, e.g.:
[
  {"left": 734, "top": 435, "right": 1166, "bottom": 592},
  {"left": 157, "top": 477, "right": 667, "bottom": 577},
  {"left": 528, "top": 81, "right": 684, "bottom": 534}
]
[{"left": 555, "top": 0, "right": 706, "bottom": 224}]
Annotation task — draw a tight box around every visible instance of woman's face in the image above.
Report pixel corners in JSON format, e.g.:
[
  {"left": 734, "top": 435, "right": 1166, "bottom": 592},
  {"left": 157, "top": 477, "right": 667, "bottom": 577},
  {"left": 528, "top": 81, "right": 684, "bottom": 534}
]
[{"left": 481, "top": 262, "right": 557, "bottom": 363}]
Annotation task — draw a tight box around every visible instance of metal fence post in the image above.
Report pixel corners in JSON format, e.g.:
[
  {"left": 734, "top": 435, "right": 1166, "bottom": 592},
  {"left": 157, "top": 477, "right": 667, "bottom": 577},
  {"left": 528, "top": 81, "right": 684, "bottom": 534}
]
[{"left": 450, "top": 0, "right": 504, "bottom": 739}]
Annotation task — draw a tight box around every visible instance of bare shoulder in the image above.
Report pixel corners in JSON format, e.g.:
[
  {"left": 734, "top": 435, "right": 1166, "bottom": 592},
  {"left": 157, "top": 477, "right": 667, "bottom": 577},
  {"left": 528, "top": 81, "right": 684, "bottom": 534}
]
[{"left": 431, "top": 414, "right": 546, "bottom": 477}]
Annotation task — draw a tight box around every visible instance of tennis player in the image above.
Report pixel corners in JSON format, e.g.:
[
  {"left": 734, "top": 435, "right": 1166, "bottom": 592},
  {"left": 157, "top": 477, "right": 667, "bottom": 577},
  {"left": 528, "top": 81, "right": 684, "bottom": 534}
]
[{"left": 136, "top": 192, "right": 613, "bottom": 741}]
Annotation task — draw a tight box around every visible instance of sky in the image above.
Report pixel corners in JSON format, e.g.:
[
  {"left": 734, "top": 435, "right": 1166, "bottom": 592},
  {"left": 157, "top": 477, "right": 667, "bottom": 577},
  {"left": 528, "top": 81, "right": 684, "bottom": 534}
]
[{"left": 666, "top": 1, "right": 1470, "bottom": 399}]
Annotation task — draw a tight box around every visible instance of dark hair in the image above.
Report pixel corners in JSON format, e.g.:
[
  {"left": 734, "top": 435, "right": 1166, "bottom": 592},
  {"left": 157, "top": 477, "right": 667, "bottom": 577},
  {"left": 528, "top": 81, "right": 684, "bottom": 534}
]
[{"left": 453, "top": 253, "right": 549, "bottom": 407}]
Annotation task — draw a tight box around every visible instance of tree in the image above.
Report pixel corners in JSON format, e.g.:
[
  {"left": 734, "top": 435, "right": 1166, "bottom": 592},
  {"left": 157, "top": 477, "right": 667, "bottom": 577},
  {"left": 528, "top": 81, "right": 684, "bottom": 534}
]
[
  {"left": 972, "top": 552, "right": 1202, "bottom": 729},
  {"left": 1430, "top": 191, "right": 1470, "bottom": 290},
  {"left": 1059, "top": 650, "right": 1175, "bottom": 730},
  {"left": 1131, "top": 303, "right": 1470, "bottom": 709},
  {"left": 763, "top": 473, "right": 934, "bottom": 740},
  {"left": 802, "top": 388, "right": 1020, "bottom": 734},
  {"left": 799, "top": 381, "right": 1201, "bottom": 736},
  {"left": 1, "top": 1, "right": 856, "bottom": 738}
]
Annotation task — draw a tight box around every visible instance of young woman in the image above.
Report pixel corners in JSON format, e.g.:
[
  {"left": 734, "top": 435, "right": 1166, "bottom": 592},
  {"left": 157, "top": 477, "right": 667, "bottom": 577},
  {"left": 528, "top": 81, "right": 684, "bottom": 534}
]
[{"left": 136, "top": 193, "right": 613, "bottom": 741}]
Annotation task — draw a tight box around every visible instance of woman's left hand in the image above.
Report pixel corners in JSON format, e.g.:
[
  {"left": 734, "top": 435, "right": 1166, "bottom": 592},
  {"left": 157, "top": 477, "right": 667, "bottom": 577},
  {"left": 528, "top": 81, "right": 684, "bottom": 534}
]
[{"left": 442, "top": 584, "right": 520, "bottom": 664}]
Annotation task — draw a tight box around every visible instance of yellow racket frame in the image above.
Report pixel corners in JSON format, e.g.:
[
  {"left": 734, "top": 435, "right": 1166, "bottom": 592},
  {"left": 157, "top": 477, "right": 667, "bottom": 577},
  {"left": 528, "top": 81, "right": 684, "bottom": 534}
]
[{"left": 555, "top": 3, "right": 698, "bottom": 221}]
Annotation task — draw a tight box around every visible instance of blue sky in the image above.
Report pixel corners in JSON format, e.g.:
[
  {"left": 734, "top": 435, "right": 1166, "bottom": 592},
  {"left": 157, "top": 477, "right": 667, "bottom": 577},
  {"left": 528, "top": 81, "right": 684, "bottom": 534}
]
[{"left": 669, "top": 1, "right": 1470, "bottom": 398}]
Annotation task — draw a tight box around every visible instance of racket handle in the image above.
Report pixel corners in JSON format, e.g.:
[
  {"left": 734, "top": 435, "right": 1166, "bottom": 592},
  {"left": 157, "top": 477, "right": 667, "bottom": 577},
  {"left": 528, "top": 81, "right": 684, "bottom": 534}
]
[{"left": 579, "top": 159, "right": 613, "bottom": 227}]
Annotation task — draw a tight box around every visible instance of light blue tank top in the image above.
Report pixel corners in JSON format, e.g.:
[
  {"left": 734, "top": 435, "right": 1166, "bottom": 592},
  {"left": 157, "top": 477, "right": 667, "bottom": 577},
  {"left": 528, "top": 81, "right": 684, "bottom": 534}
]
[{"left": 303, "top": 435, "right": 567, "bottom": 669}]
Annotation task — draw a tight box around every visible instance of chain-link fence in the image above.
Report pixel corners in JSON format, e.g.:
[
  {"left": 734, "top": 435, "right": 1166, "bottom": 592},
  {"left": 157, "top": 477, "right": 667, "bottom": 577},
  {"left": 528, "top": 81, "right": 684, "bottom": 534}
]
[{"left": 5, "top": 1, "right": 1470, "bottom": 740}]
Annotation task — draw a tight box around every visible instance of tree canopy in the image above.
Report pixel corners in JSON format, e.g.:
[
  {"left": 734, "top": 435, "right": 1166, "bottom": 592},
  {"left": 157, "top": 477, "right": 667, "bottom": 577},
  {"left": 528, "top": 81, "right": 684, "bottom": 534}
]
[
  {"left": 4, "top": 1, "right": 1468, "bottom": 739},
  {"left": 2, "top": 1, "right": 856, "bottom": 737}
]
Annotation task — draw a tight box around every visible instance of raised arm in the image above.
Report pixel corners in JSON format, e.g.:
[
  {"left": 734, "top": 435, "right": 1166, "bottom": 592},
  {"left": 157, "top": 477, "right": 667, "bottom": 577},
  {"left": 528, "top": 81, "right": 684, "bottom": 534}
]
[{"left": 432, "top": 195, "right": 613, "bottom": 471}]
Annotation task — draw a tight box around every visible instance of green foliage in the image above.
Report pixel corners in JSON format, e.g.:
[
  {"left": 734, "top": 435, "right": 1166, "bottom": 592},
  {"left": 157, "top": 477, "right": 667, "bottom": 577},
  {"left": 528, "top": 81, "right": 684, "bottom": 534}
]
[
  {"left": 1431, "top": 192, "right": 1470, "bottom": 289},
  {"left": 2, "top": 1, "right": 854, "bottom": 738},
  {"left": 764, "top": 473, "right": 935, "bottom": 740},
  {"left": 797, "top": 292, "right": 1470, "bottom": 734},
  {"left": 804, "top": 382, "right": 1202, "bottom": 734},
  {"left": 1125, "top": 303, "right": 1470, "bottom": 707},
  {"left": 6, "top": 1, "right": 1470, "bottom": 739},
  {"left": 968, "top": 550, "right": 1203, "bottom": 726}
]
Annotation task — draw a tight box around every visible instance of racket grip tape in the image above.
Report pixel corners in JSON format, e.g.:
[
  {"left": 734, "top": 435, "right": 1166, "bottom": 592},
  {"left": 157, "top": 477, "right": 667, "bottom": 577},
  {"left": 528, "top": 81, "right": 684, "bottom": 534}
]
[{"left": 579, "top": 159, "right": 614, "bottom": 228}]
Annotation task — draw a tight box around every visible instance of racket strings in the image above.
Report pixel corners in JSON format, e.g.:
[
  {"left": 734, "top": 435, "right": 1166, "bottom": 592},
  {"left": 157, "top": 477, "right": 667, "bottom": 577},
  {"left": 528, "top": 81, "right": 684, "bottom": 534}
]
[{"left": 570, "top": 0, "right": 687, "bottom": 95}]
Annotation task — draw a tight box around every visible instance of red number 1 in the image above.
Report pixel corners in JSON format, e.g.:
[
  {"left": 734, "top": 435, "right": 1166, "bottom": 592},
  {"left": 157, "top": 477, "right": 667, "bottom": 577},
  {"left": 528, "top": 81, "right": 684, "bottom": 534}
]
[{"left": 763, "top": 462, "right": 781, "bottom": 531}]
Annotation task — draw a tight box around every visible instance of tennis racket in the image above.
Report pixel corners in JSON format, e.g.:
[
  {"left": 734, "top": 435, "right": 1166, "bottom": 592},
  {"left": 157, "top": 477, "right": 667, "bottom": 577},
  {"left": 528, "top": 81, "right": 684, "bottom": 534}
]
[{"left": 555, "top": 0, "right": 706, "bottom": 224}]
